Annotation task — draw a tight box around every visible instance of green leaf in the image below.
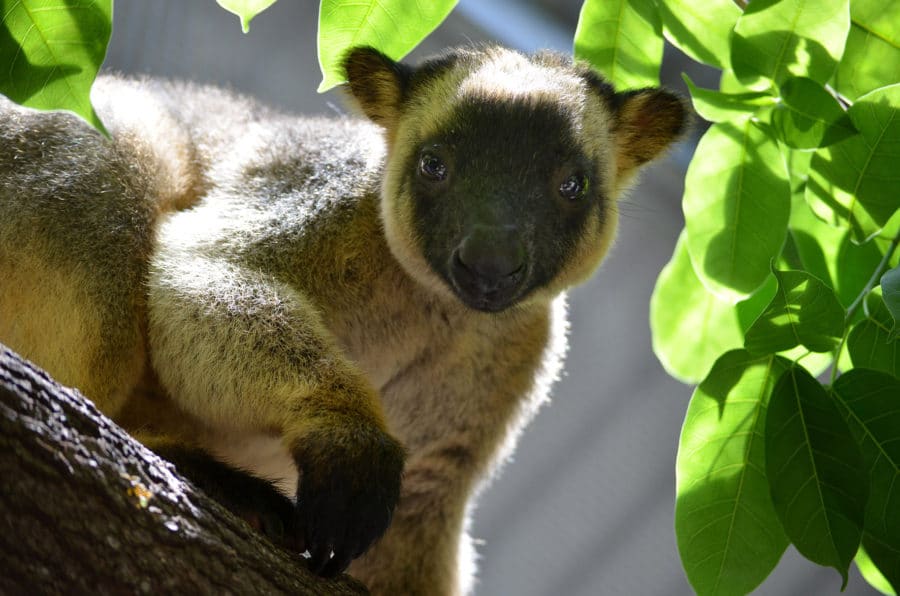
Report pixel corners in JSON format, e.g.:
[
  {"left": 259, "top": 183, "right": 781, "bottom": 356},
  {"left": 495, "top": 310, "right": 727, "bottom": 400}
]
[
  {"left": 850, "top": 84, "right": 900, "bottom": 141},
  {"left": 785, "top": 145, "right": 814, "bottom": 194},
  {"left": 863, "top": 534, "right": 900, "bottom": 596},
  {"left": 574, "top": 0, "right": 663, "bottom": 90},
  {"left": 744, "top": 268, "right": 845, "bottom": 355},
  {"left": 856, "top": 546, "right": 897, "bottom": 596},
  {"left": 790, "top": 194, "right": 884, "bottom": 308},
  {"left": 784, "top": 347, "right": 834, "bottom": 378},
  {"left": 833, "top": 234, "right": 885, "bottom": 310},
  {"left": 657, "top": 0, "right": 741, "bottom": 69},
  {"left": 881, "top": 265, "right": 900, "bottom": 338},
  {"left": 316, "top": 0, "right": 457, "bottom": 92},
  {"left": 216, "top": 0, "right": 276, "bottom": 33},
  {"left": 833, "top": 0, "right": 900, "bottom": 101},
  {"left": 789, "top": 197, "right": 836, "bottom": 289},
  {"left": 0, "top": 0, "right": 111, "bottom": 134},
  {"left": 683, "top": 74, "right": 776, "bottom": 124},
  {"left": 683, "top": 121, "right": 790, "bottom": 302},
  {"left": 765, "top": 366, "right": 867, "bottom": 587},
  {"left": 806, "top": 84, "right": 900, "bottom": 243},
  {"left": 773, "top": 77, "right": 857, "bottom": 149},
  {"left": 877, "top": 211, "right": 900, "bottom": 266},
  {"left": 730, "top": 0, "right": 851, "bottom": 88},
  {"left": 651, "top": 233, "right": 774, "bottom": 384},
  {"left": 833, "top": 369, "right": 900, "bottom": 594},
  {"left": 675, "top": 350, "right": 791, "bottom": 596},
  {"left": 848, "top": 294, "right": 900, "bottom": 377},
  {"left": 719, "top": 69, "right": 751, "bottom": 94}
]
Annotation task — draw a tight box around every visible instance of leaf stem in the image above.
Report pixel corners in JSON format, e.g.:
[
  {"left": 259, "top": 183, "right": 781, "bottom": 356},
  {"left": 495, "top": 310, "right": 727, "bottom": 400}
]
[
  {"left": 846, "top": 231, "right": 900, "bottom": 322},
  {"left": 830, "top": 329, "right": 850, "bottom": 385},
  {"left": 824, "top": 83, "right": 853, "bottom": 110},
  {"left": 829, "top": 230, "right": 900, "bottom": 384}
]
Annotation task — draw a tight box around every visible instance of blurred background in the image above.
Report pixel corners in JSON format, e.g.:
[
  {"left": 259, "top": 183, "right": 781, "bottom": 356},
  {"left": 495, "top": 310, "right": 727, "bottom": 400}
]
[{"left": 104, "top": 2, "right": 876, "bottom": 594}]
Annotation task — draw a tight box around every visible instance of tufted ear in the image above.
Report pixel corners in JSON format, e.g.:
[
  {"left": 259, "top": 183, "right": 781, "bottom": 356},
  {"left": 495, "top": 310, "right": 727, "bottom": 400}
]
[
  {"left": 612, "top": 88, "right": 690, "bottom": 177},
  {"left": 342, "top": 47, "right": 412, "bottom": 131}
]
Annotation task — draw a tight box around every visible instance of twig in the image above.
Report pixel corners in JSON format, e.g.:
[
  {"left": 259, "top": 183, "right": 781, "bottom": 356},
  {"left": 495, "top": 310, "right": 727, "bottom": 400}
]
[{"left": 829, "top": 229, "right": 900, "bottom": 384}]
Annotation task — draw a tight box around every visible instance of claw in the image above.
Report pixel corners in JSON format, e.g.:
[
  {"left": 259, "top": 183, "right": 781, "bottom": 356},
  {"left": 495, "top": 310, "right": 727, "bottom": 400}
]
[
  {"left": 306, "top": 542, "right": 333, "bottom": 575},
  {"left": 321, "top": 548, "right": 355, "bottom": 577},
  {"left": 290, "top": 425, "right": 405, "bottom": 576}
]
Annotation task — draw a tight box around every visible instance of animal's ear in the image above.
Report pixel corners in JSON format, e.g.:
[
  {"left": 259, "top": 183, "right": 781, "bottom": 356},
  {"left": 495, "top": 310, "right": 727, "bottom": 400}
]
[
  {"left": 612, "top": 88, "right": 690, "bottom": 177},
  {"left": 342, "top": 47, "right": 412, "bottom": 130}
]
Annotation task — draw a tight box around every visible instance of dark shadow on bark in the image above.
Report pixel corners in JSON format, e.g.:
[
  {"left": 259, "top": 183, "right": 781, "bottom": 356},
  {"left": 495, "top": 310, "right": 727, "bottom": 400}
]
[{"left": 0, "top": 343, "right": 367, "bottom": 595}]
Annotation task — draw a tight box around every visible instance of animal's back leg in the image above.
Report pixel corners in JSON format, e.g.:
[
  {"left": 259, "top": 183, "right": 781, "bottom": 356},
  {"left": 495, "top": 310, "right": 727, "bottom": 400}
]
[{"left": 0, "top": 102, "right": 157, "bottom": 416}]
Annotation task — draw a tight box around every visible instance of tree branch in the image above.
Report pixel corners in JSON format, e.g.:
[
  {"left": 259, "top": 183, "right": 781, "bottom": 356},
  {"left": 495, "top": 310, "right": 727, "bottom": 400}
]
[{"left": 0, "top": 343, "right": 367, "bottom": 595}]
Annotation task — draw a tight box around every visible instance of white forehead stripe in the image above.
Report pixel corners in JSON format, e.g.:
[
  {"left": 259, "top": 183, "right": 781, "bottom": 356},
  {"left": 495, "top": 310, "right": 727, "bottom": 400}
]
[{"left": 458, "top": 53, "right": 585, "bottom": 101}]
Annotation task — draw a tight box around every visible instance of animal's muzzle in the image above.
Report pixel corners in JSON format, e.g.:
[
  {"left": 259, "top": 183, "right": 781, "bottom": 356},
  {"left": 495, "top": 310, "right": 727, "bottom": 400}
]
[{"left": 449, "top": 225, "right": 527, "bottom": 311}]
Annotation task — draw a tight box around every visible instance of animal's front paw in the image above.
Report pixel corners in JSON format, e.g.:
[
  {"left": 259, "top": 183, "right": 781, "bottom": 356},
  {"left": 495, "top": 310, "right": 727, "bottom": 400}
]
[{"left": 291, "top": 423, "right": 405, "bottom": 577}]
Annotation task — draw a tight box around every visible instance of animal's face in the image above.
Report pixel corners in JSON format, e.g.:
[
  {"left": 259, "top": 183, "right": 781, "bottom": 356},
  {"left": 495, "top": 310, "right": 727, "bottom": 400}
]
[{"left": 344, "top": 46, "right": 687, "bottom": 312}]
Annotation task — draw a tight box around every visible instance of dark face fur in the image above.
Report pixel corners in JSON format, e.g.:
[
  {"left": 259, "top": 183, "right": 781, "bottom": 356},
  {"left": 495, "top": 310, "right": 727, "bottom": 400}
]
[
  {"left": 406, "top": 98, "right": 604, "bottom": 311},
  {"left": 344, "top": 46, "right": 687, "bottom": 312}
]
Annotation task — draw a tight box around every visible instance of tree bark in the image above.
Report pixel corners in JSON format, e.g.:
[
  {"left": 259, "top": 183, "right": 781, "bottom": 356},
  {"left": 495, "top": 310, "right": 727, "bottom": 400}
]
[{"left": 0, "top": 343, "right": 367, "bottom": 595}]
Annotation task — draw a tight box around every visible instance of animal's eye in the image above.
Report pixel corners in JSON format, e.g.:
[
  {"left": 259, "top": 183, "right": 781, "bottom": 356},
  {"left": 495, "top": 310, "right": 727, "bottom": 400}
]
[
  {"left": 559, "top": 173, "right": 589, "bottom": 201},
  {"left": 419, "top": 153, "right": 448, "bottom": 182}
]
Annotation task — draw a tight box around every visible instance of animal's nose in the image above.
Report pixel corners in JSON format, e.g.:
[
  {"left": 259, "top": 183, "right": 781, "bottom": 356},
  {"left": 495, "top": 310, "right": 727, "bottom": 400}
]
[{"left": 455, "top": 225, "right": 526, "bottom": 289}]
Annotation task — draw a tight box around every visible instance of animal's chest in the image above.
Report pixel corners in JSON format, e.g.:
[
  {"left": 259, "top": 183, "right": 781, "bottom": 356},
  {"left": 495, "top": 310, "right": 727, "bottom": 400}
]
[{"left": 326, "top": 265, "right": 450, "bottom": 393}]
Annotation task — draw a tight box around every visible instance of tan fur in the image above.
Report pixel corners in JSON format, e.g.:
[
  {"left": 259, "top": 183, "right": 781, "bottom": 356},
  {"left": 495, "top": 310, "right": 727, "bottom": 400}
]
[
  {"left": 0, "top": 243, "right": 148, "bottom": 419},
  {"left": 0, "top": 249, "right": 125, "bottom": 410},
  {"left": 0, "top": 46, "right": 685, "bottom": 595}
]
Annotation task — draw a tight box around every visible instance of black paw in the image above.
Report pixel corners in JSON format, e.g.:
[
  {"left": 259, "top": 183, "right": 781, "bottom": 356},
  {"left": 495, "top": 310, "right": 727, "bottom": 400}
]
[{"left": 292, "top": 425, "right": 405, "bottom": 577}]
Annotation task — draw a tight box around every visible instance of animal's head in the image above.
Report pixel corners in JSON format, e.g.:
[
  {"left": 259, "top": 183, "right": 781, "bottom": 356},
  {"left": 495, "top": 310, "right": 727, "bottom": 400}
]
[{"left": 343, "top": 46, "right": 687, "bottom": 313}]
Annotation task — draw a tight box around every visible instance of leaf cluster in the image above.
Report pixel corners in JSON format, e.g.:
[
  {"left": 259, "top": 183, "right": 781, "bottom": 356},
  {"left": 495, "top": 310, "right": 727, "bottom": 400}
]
[{"left": 604, "top": 0, "right": 900, "bottom": 592}]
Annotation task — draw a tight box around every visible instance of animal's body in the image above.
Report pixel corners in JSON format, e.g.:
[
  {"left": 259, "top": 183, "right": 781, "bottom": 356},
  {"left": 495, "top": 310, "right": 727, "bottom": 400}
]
[{"left": 0, "top": 46, "right": 686, "bottom": 594}]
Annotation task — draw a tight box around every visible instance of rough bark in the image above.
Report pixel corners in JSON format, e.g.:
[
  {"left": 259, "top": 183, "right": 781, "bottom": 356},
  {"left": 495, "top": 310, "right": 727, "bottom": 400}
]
[{"left": 0, "top": 343, "right": 367, "bottom": 595}]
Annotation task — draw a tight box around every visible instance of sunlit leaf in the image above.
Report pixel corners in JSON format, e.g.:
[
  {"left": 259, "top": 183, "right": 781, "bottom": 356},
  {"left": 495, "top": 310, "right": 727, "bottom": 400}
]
[
  {"left": 847, "top": 294, "right": 900, "bottom": 378},
  {"left": 806, "top": 84, "right": 900, "bottom": 243},
  {"left": 789, "top": 196, "right": 838, "bottom": 288},
  {"left": 683, "top": 121, "right": 790, "bottom": 302},
  {"left": 785, "top": 146, "right": 814, "bottom": 194},
  {"left": 773, "top": 77, "right": 857, "bottom": 149},
  {"left": 876, "top": 211, "right": 900, "bottom": 268},
  {"left": 744, "top": 268, "right": 845, "bottom": 355},
  {"left": 765, "top": 366, "right": 867, "bottom": 587},
  {"left": 719, "top": 69, "right": 751, "bottom": 94},
  {"left": 863, "top": 535, "right": 900, "bottom": 596},
  {"left": 658, "top": 0, "right": 741, "bottom": 69},
  {"left": 675, "top": 350, "right": 791, "bottom": 596},
  {"left": 0, "top": 0, "right": 111, "bottom": 134},
  {"left": 651, "top": 233, "right": 774, "bottom": 383},
  {"left": 317, "top": 0, "right": 457, "bottom": 92},
  {"left": 683, "top": 74, "right": 775, "bottom": 123},
  {"left": 856, "top": 546, "right": 897, "bottom": 596},
  {"left": 833, "top": 0, "right": 900, "bottom": 101},
  {"left": 790, "top": 194, "right": 884, "bottom": 308},
  {"left": 833, "top": 369, "right": 900, "bottom": 593},
  {"left": 216, "top": 0, "right": 277, "bottom": 33},
  {"left": 783, "top": 347, "right": 833, "bottom": 378},
  {"left": 574, "top": 0, "right": 663, "bottom": 90},
  {"left": 833, "top": 235, "right": 884, "bottom": 310},
  {"left": 730, "top": 0, "right": 850, "bottom": 88}
]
